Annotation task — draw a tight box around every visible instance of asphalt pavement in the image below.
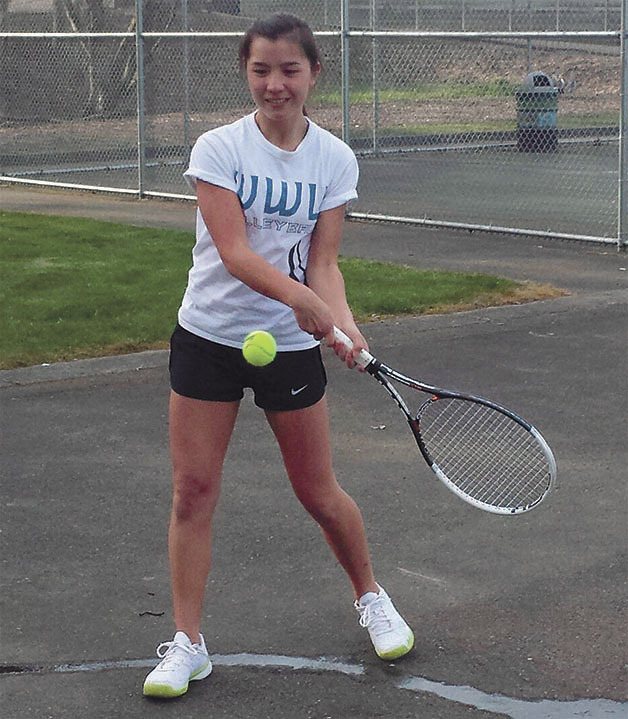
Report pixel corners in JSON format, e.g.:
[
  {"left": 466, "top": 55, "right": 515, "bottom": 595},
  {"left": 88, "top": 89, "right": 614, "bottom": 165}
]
[{"left": 1, "top": 185, "right": 627, "bottom": 718}]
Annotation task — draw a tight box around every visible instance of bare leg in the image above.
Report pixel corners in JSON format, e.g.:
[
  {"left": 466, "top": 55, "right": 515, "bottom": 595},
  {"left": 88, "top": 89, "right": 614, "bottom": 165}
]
[
  {"left": 265, "top": 397, "right": 378, "bottom": 599},
  {"left": 168, "top": 391, "right": 239, "bottom": 643}
]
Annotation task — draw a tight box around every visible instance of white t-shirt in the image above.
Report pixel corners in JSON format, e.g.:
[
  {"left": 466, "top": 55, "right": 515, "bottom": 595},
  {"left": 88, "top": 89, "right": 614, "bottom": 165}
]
[{"left": 180, "top": 112, "right": 359, "bottom": 351}]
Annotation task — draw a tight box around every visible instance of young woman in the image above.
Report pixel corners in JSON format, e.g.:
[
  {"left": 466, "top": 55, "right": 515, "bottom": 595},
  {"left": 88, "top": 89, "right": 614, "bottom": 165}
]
[{"left": 143, "top": 13, "right": 414, "bottom": 699}]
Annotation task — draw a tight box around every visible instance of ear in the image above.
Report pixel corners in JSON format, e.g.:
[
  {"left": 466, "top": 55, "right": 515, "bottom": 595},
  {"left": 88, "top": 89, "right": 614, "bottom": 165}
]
[{"left": 310, "top": 61, "right": 322, "bottom": 85}]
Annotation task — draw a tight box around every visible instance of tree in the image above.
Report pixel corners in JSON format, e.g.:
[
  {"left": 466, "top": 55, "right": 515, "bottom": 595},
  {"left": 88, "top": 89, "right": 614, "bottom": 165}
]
[{"left": 53, "top": 0, "right": 176, "bottom": 118}]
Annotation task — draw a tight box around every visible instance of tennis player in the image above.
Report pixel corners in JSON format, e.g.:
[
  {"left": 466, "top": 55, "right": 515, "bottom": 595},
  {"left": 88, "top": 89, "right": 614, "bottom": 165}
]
[{"left": 143, "top": 13, "right": 414, "bottom": 699}]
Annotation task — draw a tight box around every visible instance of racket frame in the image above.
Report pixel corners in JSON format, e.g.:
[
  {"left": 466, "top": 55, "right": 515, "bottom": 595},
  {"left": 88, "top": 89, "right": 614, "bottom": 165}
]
[{"left": 332, "top": 327, "right": 556, "bottom": 515}]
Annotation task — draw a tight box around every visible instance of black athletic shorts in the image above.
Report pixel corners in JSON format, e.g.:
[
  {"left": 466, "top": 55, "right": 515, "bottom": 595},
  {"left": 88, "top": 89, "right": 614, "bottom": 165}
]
[{"left": 169, "top": 324, "right": 327, "bottom": 412}]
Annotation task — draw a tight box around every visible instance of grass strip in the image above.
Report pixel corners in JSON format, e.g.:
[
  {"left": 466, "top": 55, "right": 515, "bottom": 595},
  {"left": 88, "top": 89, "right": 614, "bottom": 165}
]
[
  {"left": 0, "top": 211, "right": 562, "bottom": 369},
  {"left": 317, "top": 80, "right": 518, "bottom": 105}
]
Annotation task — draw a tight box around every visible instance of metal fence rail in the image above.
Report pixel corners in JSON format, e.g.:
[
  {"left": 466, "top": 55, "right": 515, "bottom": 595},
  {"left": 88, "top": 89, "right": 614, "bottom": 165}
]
[{"left": 0, "top": 0, "right": 625, "bottom": 248}]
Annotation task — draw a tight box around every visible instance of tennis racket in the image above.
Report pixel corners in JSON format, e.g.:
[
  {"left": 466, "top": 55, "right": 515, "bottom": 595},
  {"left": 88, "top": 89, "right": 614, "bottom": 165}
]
[{"left": 332, "top": 327, "right": 556, "bottom": 515}]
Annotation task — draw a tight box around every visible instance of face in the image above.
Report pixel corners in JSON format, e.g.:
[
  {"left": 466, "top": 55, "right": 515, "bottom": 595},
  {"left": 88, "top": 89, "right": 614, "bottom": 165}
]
[{"left": 246, "top": 36, "right": 320, "bottom": 126}]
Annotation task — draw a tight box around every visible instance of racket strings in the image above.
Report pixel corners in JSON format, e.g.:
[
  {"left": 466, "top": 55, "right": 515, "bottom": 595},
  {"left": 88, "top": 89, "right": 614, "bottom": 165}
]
[{"left": 418, "top": 398, "right": 551, "bottom": 509}]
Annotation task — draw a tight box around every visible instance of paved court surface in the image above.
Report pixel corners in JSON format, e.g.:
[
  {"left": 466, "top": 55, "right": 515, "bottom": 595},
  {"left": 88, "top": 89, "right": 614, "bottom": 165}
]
[
  {"left": 4, "top": 139, "right": 618, "bottom": 239},
  {"left": 1, "top": 186, "right": 627, "bottom": 718},
  {"left": 356, "top": 142, "right": 618, "bottom": 239}
]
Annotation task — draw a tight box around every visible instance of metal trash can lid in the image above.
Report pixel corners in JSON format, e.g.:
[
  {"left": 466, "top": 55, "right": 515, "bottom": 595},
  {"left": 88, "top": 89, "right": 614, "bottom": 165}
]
[{"left": 521, "top": 71, "right": 555, "bottom": 88}]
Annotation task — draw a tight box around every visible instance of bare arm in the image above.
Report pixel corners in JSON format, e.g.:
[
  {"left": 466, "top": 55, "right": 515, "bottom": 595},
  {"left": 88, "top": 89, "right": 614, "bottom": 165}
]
[
  {"left": 306, "top": 204, "right": 368, "bottom": 366},
  {"left": 196, "top": 179, "right": 335, "bottom": 339}
]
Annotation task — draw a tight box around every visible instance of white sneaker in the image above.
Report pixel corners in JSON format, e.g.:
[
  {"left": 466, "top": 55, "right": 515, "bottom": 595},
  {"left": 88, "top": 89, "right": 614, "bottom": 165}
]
[
  {"left": 143, "top": 631, "right": 212, "bottom": 698},
  {"left": 355, "top": 585, "right": 414, "bottom": 660}
]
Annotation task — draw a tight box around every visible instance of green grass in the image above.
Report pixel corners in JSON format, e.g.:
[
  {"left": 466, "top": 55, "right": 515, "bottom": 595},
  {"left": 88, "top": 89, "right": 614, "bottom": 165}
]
[
  {"left": 317, "top": 80, "right": 517, "bottom": 106},
  {"left": 340, "top": 257, "right": 532, "bottom": 319},
  {"left": 1, "top": 212, "right": 192, "bottom": 369},
  {"left": 0, "top": 211, "right": 561, "bottom": 369}
]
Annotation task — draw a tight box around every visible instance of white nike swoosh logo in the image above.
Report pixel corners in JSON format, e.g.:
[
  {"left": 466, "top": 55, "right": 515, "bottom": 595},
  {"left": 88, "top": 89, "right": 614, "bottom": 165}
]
[{"left": 291, "top": 385, "right": 309, "bottom": 396}]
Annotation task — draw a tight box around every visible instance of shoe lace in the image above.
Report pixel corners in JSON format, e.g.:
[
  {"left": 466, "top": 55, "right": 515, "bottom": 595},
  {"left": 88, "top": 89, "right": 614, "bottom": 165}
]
[
  {"left": 356, "top": 597, "right": 392, "bottom": 635},
  {"left": 155, "top": 639, "right": 198, "bottom": 669}
]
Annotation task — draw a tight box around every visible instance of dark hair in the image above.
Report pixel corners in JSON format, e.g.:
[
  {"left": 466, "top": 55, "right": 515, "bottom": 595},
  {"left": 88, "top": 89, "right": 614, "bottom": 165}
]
[{"left": 238, "top": 13, "right": 322, "bottom": 72}]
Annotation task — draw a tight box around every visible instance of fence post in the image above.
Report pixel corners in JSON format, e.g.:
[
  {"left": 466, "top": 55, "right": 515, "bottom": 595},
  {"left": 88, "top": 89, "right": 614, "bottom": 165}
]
[
  {"left": 182, "top": 0, "right": 191, "bottom": 154},
  {"left": 619, "top": 0, "right": 627, "bottom": 249},
  {"left": 371, "top": 0, "right": 380, "bottom": 153},
  {"left": 341, "top": 0, "right": 350, "bottom": 146},
  {"left": 135, "top": 0, "right": 146, "bottom": 197},
  {"left": 527, "top": 0, "right": 532, "bottom": 72}
]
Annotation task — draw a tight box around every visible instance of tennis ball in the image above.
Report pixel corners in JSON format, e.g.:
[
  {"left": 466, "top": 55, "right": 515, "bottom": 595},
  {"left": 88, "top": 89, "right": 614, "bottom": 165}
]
[{"left": 242, "top": 330, "right": 277, "bottom": 367}]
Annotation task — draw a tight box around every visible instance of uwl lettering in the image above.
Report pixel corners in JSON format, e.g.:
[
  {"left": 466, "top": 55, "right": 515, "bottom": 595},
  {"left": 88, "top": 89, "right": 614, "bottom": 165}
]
[{"left": 236, "top": 174, "right": 319, "bottom": 220}]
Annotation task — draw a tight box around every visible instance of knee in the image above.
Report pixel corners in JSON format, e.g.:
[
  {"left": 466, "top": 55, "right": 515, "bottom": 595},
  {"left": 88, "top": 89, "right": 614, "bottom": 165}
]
[
  {"left": 172, "top": 470, "right": 220, "bottom": 522},
  {"left": 296, "top": 484, "right": 344, "bottom": 528}
]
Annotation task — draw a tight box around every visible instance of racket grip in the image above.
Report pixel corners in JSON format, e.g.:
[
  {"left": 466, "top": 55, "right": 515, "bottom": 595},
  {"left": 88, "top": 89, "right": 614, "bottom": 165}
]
[{"left": 331, "top": 326, "right": 375, "bottom": 369}]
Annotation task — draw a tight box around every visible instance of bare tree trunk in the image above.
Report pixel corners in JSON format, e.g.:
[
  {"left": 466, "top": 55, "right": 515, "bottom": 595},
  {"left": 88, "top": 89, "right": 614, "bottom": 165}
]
[
  {"left": 55, "top": 0, "right": 141, "bottom": 118},
  {"left": 0, "top": 0, "right": 9, "bottom": 24},
  {"left": 53, "top": 0, "right": 178, "bottom": 118}
]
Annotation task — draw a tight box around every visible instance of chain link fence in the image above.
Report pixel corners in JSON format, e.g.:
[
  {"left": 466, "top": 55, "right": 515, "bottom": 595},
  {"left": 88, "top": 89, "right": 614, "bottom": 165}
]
[{"left": 1, "top": 0, "right": 625, "bottom": 247}]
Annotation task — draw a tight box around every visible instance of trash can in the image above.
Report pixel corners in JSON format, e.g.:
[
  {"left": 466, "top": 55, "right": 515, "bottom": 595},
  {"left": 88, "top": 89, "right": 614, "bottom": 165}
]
[{"left": 516, "top": 71, "right": 558, "bottom": 152}]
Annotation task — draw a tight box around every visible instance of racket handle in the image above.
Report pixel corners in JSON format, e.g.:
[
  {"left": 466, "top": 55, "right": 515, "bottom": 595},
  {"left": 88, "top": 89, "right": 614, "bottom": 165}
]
[{"left": 331, "top": 326, "right": 375, "bottom": 369}]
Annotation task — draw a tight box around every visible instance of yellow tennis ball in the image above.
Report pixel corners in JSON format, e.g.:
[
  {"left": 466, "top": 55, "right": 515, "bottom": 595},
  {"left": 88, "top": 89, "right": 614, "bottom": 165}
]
[{"left": 242, "top": 330, "right": 277, "bottom": 367}]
